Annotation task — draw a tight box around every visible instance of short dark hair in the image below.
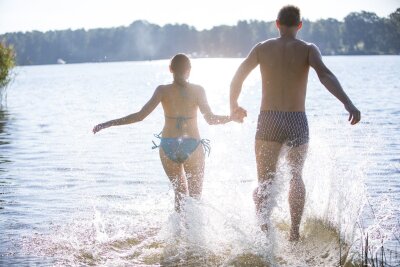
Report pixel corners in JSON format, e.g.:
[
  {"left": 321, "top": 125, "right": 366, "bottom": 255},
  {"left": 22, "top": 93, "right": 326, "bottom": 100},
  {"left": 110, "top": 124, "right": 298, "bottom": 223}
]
[{"left": 277, "top": 5, "right": 301, "bottom": 27}]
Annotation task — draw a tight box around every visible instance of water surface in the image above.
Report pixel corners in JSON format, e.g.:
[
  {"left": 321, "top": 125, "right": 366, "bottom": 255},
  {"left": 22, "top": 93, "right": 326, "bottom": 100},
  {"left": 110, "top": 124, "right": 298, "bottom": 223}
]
[{"left": 0, "top": 56, "right": 399, "bottom": 266}]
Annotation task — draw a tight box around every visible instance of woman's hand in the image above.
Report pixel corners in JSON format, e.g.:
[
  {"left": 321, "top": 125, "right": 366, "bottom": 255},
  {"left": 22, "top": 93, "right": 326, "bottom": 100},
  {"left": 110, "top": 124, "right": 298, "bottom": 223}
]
[{"left": 93, "top": 122, "right": 109, "bottom": 134}]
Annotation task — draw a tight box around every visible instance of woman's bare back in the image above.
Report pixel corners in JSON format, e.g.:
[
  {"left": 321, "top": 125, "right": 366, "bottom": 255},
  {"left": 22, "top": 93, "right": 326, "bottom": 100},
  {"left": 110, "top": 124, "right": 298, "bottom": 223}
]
[{"left": 160, "top": 83, "right": 202, "bottom": 138}]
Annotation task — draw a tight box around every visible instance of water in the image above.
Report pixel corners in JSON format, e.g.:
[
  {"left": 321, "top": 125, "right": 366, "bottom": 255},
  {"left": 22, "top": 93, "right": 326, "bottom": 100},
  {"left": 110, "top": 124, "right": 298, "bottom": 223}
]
[{"left": 0, "top": 56, "right": 399, "bottom": 266}]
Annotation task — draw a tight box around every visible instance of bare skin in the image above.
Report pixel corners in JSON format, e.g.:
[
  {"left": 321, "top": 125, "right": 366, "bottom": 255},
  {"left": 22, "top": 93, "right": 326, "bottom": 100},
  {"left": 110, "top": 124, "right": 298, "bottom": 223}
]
[
  {"left": 93, "top": 66, "right": 242, "bottom": 212},
  {"left": 231, "top": 21, "right": 361, "bottom": 240}
]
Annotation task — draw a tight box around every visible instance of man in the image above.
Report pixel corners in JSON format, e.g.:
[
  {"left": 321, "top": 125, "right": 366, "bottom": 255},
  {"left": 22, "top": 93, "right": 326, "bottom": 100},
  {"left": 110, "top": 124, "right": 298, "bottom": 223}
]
[{"left": 230, "top": 5, "right": 361, "bottom": 241}]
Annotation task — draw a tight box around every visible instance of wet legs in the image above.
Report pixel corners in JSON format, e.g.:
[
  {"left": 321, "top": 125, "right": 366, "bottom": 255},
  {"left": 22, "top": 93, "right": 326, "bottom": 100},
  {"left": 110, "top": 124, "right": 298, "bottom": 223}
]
[
  {"left": 287, "top": 144, "right": 308, "bottom": 241},
  {"left": 254, "top": 140, "right": 282, "bottom": 232}
]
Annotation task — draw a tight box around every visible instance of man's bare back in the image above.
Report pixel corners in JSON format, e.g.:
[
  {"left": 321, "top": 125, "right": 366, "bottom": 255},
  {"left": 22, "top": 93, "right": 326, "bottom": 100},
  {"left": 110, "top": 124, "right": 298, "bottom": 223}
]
[
  {"left": 257, "top": 38, "right": 310, "bottom": 111},
  {"left": 229, "top": 5, "right": 360, "bottom": 241},
  {"left": 230, "top": 35, "right": 311, "bottom": 113}
]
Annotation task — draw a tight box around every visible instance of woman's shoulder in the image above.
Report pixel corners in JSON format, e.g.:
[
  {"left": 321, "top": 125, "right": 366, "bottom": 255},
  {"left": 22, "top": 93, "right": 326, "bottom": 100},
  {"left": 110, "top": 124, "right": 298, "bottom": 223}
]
[
  {"left": 186, "top": 83, "right": 205, "bottom": 99},
  {"left": 187, "top": 82, "right": 204, "bottom": 91},
  {"left": 155, "top": 84, "right": 173, "bottom": 93}
]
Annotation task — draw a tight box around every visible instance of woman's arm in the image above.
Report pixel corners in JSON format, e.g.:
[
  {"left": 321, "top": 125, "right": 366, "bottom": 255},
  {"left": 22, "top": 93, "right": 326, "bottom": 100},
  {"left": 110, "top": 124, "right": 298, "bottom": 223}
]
[
  {"left": 204, "top": 114, "right": 232, "bottom": 125},
  {"left": 197, "top": 86, "right": 232, "bottom": 125},
  {"left": 93, "top": 86, "right": 163, "bottom": 134}
]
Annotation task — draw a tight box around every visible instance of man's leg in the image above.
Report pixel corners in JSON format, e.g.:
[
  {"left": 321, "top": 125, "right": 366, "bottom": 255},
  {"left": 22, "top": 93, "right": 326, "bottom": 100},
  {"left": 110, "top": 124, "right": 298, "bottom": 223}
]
[
  {"left": 254, "top": 139, "right": 283, "bottom": 231},
  {"left": 287, "top": 143, "right": 308, "bottom": 241}
]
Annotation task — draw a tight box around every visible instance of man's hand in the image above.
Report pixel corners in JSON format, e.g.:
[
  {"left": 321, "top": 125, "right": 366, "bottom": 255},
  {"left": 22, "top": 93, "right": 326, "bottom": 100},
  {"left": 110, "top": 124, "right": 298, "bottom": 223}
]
[
  {"left": 231, "top": 106, "right": 247, "bottom": 123},
  {"left": 345, "top": 103, "right": 361, "bottom": 125}
]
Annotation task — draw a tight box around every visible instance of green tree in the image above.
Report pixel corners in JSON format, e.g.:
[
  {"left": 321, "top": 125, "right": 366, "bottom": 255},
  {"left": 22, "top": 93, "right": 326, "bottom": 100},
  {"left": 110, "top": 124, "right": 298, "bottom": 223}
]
[
  {"left": 0, "top": 42, "right": 15, "bottom": 90},
  {"left": 388, "top": 8, "right": 400, "bottom": 53},
  {"left": 344, "top": 11, "right": 383, "bottom": 54},
  {"left": 308, "top": 18, "right": 343, "bottom": 54}
]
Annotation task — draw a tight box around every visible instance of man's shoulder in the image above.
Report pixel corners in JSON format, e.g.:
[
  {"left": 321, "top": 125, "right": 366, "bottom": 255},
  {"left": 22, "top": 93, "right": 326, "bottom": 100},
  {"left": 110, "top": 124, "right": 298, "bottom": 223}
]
[
  {"left": 253, "top": 39, "right": 278, "bottom": 51},
  {"left": 297, "top": 39, "right": 318, "bottom": 48},
  {"left": 257, "top": 38, "right": 314, "bottom": 47},
  {"left": 301, "top": 41, "right": 322, "bottom": 55},
  {"left": 259, "top": 38, "right": 279, "bottom": 46},
  {"left": 156, "top": 84, "right": 170, "bottom": 91}
]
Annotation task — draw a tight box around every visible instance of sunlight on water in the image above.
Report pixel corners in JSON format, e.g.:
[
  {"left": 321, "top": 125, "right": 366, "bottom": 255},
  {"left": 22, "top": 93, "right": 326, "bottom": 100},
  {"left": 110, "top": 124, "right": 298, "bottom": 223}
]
[{"left": 1, "top": 57, "right": 399, "bottom": 266}]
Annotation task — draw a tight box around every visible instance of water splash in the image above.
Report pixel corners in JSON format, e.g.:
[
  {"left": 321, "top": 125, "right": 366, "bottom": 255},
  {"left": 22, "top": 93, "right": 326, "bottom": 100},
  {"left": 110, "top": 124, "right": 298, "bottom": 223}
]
[{"left": 4, "top": 58, "right": 399, "bottom": 266}]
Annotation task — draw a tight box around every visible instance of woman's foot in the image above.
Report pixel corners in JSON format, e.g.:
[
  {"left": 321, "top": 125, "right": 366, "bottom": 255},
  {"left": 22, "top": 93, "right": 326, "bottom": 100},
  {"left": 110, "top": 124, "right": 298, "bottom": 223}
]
[{"left": 260, "top": 223, "right": 269, "bottom": 233}]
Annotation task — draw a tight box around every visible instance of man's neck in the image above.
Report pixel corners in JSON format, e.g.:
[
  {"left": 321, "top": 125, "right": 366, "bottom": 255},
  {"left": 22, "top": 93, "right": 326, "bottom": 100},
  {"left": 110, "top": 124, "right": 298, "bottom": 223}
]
[
  {"left": 279, "top": 31, "right": 297, "bottom": 39},
  {"left": 278, "top": 26, "right": 298, "bottom": 39}
]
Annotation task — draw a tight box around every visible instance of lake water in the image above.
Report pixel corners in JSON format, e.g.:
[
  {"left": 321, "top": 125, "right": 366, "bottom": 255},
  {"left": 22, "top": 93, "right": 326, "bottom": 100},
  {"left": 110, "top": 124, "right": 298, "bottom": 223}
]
[{"left": 0, "top": 57, "right": 399, "bottom": 266}]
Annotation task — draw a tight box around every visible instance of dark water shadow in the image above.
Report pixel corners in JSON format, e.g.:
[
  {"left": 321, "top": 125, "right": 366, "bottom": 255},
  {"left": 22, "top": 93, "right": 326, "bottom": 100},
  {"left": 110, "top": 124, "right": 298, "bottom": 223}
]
[
  {"left": 0, "top": 107, "right": 14, "bottom": 257},
  {"left": 0, "top": 107, "right": 12, "bottom": 203}
]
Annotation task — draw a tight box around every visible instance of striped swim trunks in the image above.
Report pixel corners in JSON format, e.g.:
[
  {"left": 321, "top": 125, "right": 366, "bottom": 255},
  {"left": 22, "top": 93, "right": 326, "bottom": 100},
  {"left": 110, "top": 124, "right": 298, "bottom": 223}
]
[{"left": 255, "top": 110, "right": 309, "bottom": 147}]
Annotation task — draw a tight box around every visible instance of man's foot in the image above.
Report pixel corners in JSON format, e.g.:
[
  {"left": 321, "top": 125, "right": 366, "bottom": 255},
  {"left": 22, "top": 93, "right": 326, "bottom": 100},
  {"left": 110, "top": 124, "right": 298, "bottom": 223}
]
[
  {"left": 289, "top": 228, "right": 300, "bottom": 241},
  {"left": 253, "top": 187, "right": 261, "bottom": 212},
  {"left": 253, "top": 186, "right": 273, "bottom": 233},
  {"left": 254, "top": 187, "right": 266, "bottom": 231}
]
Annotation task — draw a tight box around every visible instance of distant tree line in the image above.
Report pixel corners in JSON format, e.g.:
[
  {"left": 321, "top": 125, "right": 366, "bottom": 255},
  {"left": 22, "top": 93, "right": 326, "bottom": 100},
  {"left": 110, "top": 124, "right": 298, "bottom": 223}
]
[{"left": 1, "top": 9, "right": 399, "bottom": 65}]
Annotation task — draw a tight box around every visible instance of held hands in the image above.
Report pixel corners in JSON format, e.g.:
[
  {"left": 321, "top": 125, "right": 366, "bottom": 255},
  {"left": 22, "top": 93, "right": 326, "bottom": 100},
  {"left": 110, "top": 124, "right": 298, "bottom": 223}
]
[
  {"left": 230, "top": 106, "right": 247, "bottom": 123},
  {"left": 345, "top": 103, "right": 361, "bottom": 125}
]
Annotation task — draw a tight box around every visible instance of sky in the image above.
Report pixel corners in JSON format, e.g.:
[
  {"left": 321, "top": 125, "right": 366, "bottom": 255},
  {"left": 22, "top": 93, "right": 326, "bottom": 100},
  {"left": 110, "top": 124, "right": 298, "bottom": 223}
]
[{"left": 0, "top": 0, "right": 399, "bottom": 34}]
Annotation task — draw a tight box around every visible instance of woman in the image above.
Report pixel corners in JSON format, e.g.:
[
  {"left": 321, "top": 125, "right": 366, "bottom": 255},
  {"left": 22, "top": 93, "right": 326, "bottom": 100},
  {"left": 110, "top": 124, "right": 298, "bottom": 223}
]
[{"left": 93, "top": 54, "right": 245, "bottom": 212}]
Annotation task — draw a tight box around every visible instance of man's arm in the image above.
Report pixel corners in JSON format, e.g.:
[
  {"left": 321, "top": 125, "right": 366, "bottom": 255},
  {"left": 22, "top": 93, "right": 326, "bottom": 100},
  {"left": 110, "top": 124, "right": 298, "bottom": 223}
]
[
  {"left": 93, "top": 86, "right": 163, "bottom": 133},
  {"left": 230, "top": 43, "right": 260, "bottom": 116},
  {"left": 308, "top": 44, "right": 361, "bottom": 125}
]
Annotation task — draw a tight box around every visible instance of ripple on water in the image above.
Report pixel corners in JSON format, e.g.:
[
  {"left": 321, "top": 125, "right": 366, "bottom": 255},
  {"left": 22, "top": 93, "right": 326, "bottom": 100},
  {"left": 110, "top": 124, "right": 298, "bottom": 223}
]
[{"left": 1, "top": 58, "right": 400, "bottom": 265}]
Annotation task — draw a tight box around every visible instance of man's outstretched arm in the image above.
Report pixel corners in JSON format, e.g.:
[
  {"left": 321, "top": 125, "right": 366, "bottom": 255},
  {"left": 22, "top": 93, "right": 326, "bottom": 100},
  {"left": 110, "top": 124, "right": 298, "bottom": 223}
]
[
  {"left": 308, "top": 44, "right": 361, "bottom": 125},
  {"left": 230, "top": 43, "right": 260, "bottom": 118}
]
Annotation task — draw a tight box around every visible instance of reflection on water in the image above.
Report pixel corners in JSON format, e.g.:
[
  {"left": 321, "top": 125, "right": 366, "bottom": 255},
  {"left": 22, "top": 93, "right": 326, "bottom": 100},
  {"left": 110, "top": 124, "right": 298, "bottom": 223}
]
[
  {"left": 0, "top": 108, "right": 12, "bottom": 213},
  {"left": 0, "top": 108, "right": 11, "bottom": 172},
  {"left": 0, "top": 57, "right": 399, "bottom": 266},
  {"left": 0, "top": 107, "right": 18, "bottom": 262}
]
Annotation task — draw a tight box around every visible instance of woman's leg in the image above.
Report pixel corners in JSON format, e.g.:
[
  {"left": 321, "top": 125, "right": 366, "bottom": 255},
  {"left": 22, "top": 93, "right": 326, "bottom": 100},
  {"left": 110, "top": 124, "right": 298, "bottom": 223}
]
[
  {"left": 159, "top": 148, "right": 188, "bottom": 212},
  {"left": 183, "top": 144, "right": 205, "bottom": 199}
]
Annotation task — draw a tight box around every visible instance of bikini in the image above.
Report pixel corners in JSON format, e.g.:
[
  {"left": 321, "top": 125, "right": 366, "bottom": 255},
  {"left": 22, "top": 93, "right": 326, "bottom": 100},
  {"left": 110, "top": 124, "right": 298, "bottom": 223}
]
[
  {"left": 153, "top": 134, "right": 211, "bottom": 164},
  {"left": 152, "top": 115, "right": 211, "bottom": 164}
]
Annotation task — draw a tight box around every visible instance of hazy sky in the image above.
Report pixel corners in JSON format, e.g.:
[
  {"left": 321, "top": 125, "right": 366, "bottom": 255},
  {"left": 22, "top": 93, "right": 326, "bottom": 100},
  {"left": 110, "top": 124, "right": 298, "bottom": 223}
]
[{"left": 0, "top": 0, "right": 398, "bottom": 34}]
